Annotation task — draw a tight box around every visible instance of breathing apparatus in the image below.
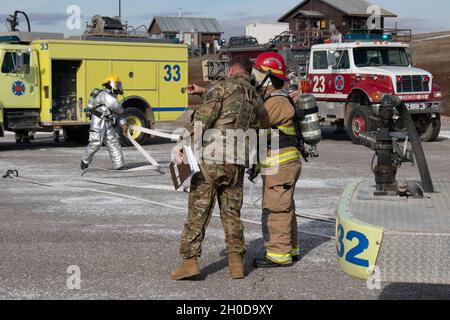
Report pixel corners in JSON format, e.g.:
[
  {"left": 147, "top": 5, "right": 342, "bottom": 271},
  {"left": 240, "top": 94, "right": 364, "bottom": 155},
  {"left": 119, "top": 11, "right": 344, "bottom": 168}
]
[{"left": 253, "top": 52, "right": 321, "bottom": 160}]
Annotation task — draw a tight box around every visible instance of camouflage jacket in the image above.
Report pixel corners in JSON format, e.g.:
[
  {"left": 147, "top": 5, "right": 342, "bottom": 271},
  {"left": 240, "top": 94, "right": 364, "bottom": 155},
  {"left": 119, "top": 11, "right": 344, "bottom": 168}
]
[{"left": 186, "top": 74, "right": 264, "bottom": 167}]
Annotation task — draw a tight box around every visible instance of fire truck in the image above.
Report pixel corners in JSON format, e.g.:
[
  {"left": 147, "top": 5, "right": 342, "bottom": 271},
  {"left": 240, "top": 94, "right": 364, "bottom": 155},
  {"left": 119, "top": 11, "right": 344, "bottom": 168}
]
[
  {"left": 0, "top": 12, "right": 188, "bottom": 145},
  {"left": 204, "top": 30, "right": 444, "bottom": 143},
  {"left": 304, "top": 34, "right": 444, "bottom": 143}
]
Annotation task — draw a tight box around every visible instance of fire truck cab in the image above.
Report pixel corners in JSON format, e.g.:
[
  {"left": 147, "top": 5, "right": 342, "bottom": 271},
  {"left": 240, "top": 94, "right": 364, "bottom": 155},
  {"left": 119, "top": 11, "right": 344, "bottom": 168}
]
[{"left": 307, "top": 37, "right": 444, "bottom": 143}]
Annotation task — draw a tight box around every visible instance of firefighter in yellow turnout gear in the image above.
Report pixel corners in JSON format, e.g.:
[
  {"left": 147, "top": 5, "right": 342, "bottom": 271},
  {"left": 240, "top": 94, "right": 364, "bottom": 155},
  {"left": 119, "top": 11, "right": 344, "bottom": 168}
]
[{"left": 253, "top": 52, "right": 302, "bottom": 268}]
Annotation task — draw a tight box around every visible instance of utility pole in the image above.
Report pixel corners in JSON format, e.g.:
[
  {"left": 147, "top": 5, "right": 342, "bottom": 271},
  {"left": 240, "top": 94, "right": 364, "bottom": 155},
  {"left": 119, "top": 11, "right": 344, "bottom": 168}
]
[{"left": 119, "top": 0, "right": 122, "bottom": 18}]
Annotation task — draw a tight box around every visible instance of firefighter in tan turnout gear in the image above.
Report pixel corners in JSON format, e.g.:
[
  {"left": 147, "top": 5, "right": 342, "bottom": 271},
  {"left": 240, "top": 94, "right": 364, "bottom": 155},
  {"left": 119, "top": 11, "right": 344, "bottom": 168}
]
[
  {"left": 171, "top": 56, "right": 263, "bottom": 280},
  {"left": 81, "top": 75, "right": 129, "bottom": 171},
  {"left": 253, "top": 52, "right": 302, "bottom": 268}
]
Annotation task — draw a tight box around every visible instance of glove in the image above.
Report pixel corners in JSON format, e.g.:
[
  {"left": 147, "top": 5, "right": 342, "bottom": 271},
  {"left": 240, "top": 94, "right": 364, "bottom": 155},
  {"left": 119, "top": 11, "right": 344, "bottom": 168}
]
[
  {"left": 246, "top": 165, "right": 260, "bottom": 183},
  {"left": 121, "top": 124, "right": 129, "bottom": 137},
  {"left": 171, "top": 145, "right": 184, "bottom": 165}
]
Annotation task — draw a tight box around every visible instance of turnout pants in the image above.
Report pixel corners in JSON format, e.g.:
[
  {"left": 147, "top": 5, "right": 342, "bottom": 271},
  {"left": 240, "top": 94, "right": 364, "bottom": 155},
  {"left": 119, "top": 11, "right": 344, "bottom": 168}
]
[
  {"left": 81, "top": 115, "right": 124, "bottom": 169},
  {"left": 180, "top": 164, "right": 246, "bottom": 259},
  {"left": 262, "top": 160, "right": 302, "bottom": 264}
]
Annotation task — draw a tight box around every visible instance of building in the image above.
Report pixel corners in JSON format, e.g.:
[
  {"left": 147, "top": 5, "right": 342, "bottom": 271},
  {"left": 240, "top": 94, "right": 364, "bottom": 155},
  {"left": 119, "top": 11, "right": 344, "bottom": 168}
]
[
  {"left": 246, "top": 23, "right": 290, "bottom": 44},
  {"left": 278, "top": 0, "right": 397, "bottom": 39},
  {"left": 148, "top": 16, "right": 224, "bottom": 54}
]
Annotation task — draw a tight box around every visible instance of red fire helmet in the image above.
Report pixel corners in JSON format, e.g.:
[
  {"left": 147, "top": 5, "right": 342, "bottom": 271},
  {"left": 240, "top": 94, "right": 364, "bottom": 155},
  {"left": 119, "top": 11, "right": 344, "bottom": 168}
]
[{"left": 254, "top": 52, "right": 289, "bottom": 81}]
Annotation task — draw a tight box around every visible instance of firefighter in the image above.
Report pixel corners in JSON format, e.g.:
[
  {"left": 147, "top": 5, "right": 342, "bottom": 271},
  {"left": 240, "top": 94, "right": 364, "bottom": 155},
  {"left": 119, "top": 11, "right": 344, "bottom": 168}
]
[
  {"left": 171, "top": 56, "right": 263, "bottom": 280},
  {"left": 252, "top": 52, "right": 302, "bottom": 268},
  {"left": 81, "top": 75, "right": 128, "bottom": 171}
]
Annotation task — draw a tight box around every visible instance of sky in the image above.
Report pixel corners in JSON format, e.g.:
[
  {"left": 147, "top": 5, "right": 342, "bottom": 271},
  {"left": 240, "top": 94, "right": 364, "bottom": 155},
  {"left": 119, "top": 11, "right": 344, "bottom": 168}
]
[{"left": 1, "top": 0, "right": 450, "bottom": 37}]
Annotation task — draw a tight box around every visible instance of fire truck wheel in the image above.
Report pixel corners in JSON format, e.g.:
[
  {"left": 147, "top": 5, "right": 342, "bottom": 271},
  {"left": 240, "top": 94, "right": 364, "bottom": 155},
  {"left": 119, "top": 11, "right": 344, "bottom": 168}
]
[
  {"left": 416, "top": 114, "right": 441, "bottom": 142},
  {"left": 120, "top": 107, "right": 148, "bottom": 147},
  {"left": 347, "top": 105, "right": 374, "bottom": 145}
]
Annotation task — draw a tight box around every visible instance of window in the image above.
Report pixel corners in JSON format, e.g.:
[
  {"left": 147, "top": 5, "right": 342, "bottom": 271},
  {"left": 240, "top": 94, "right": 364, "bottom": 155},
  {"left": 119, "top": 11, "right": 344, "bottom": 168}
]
[
  {"left": 313, "top": 51, "right": 328, "bottom": 70},
  {"left": 353, "top": 47, "right": 410, "bottom": 67},
  {"left": 351, "top": 18, "right": 367, "bottom": 31},
  {"left": 336, "top": 50, "right": 350, "bottom": 69},
  {"left": 388, "top": 49, "right": 409, "bottom": 66},
  {"left": 248, "top": 38, "right": 258, "bottom": 45},
  {"left": 1, "top": 52, "right": 31, "bottom": 74}
]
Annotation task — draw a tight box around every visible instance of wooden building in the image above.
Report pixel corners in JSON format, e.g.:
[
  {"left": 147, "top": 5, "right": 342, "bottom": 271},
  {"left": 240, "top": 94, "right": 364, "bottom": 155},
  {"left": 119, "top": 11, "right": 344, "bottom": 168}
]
[
  {"left": 278, "top": 0, "right": 397, "bottom": 37},
  {"left": 148, "top": 16, "right": 224, "bottom": 54}
]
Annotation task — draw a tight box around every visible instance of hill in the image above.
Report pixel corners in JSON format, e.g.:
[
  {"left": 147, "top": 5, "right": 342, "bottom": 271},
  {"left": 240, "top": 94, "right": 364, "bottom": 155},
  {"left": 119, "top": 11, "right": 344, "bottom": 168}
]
[{"left": 411, "top": 32, "right": 450, "bottom": 116}]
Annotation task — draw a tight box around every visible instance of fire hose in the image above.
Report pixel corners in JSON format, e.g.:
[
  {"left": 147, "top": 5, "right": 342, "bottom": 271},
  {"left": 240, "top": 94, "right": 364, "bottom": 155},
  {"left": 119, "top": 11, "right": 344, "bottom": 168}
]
[
  {"left": 81, "top": 125, "right": 179, "bottom": 176},
  {"left": 3, "top": 169, "right": 334, "bottom": 239},
  {"left": 126, "top": 125, "right": 181, "bottom": 167},
  {"left": 3, "top": 125, "right": 335, "bottom": 239},
  {"left": 82, "top": 173, "right": 336, "bottom": 225},
  {"left": 93, "top": 125, "right": 336, "bottom": 225},
  {"left": 101, "top": 125, "right": 337, "bottom": 227}
]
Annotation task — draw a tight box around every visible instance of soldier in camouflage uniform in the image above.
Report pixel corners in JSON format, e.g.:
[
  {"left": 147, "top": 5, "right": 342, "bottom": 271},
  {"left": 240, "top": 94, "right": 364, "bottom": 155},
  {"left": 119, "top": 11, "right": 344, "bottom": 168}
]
[{"left": 171, "top": 56, "right": 263, "bottom": 281}]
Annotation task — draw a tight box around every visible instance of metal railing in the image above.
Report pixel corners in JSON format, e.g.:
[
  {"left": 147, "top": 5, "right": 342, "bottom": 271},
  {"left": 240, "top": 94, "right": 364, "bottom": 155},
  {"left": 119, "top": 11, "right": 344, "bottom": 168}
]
[
  {"left": 291, "top": 30, "right": 333, "bottom": 46},
  {"left": 346, "top": 28, "right": 412, "bottom": 43},
  {"left": 291, "top": 28, "right": 413, "bottom": 45}
]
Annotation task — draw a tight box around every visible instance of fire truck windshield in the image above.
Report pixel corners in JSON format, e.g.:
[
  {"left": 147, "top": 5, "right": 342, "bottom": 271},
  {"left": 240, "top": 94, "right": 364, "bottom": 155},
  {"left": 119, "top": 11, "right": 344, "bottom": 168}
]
[
  {"left": 353, "top": 47, "right": 410, "bottom": 67},
  {"left": 1, "top": 51, "right": 31, "bottom": 74}
]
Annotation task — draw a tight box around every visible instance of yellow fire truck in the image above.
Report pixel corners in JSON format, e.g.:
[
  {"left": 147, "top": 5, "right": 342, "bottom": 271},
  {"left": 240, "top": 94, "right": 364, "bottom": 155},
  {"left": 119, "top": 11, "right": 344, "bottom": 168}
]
[{"left": 0, "top": 31, "right": 188, "bottom": 145}]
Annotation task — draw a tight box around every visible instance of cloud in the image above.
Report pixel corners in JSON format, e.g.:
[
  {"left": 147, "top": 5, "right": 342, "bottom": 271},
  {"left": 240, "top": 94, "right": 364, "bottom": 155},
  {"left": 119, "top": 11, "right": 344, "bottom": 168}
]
[
  {"left": 0, "top": 12, "right": 77, "bottom": 29},
  {"left": 224, "top": 11, "right": 254, "bottom": 19},
  {"left": 219, "top": 14, "right": 280, "bottom": 38},
  {"left": 30, "top": 13, "right": 75, "bottom": 26},
  {"left": 385, "top": 17, "right": 450, "bottom": 33},
  {"left": 132, "top": 11, "right": 205, "bottom": 20}
]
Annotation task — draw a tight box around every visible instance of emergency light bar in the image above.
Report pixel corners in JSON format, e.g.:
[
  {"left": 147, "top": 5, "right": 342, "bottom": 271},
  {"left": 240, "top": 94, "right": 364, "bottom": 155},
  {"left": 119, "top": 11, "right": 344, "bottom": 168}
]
[
  {"left": 344, "top": 33, "right": 392, "bottom": 42},
  {"left": 0, "top": 35, "right": 21, "bottom": 42},
  {"left": 0, "top": 32, "right": 64, "bottom": 43}
]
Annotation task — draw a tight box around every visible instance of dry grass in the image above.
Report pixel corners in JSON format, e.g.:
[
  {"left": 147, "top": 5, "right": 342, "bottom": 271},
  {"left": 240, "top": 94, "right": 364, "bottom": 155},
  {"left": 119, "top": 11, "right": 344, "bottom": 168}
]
[{"left": 411, "top": 32, "right": 450, "bottom": 116}]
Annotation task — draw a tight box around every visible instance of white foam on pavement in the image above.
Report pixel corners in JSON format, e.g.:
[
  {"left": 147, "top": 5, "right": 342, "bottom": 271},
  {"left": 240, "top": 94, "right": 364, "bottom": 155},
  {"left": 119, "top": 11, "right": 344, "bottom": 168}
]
[
  {"left": 440, "top": 131, "right": 450, "bottom": 139},
  {"left": 4, "top": 131, "right": 50, "bottom": 136}
]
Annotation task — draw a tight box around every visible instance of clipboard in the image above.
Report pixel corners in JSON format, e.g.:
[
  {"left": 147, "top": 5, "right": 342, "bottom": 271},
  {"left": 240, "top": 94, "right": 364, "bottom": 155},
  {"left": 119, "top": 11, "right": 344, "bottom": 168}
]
[{"left": 170, "top": 146, "right": 200, "bottom": 190}]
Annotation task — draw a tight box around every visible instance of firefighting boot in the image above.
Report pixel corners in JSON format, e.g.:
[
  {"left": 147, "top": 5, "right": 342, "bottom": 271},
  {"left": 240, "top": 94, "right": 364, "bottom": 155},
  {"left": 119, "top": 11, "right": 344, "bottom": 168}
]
[
  {"left": 253, "top": 256, "right": 293, "bottom": 268},
  {"left": 81, "top": 161, "right": 89, "bottom": 171},
  {"left": 228, "top": 253, "right": 245, "bottom": 279},
  {"left": 170, "top": 258, "right": 200, "bottom": 281}
]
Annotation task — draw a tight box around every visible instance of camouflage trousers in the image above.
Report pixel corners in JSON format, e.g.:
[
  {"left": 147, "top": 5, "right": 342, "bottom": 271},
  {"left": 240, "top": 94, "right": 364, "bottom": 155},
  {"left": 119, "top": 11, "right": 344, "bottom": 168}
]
[{"left": 180, "top": 164, "right": 246, "bottom": 259}]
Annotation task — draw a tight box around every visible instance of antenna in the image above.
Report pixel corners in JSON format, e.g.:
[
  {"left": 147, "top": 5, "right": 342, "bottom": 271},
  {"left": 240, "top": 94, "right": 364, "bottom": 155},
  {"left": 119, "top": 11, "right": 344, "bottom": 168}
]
[{"left": 6, "top": 11, "right": 31, "bottom": 32}]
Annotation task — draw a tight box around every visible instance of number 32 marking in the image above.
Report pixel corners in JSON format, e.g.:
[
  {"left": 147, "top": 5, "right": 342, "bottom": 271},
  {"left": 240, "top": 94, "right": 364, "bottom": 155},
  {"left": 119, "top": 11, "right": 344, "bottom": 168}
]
[
  {"left": 337, "top": 224, "right": 370, "bottom": 268},
  {"left": 164, "top": 64, "right": 181, "bottom": 82}
]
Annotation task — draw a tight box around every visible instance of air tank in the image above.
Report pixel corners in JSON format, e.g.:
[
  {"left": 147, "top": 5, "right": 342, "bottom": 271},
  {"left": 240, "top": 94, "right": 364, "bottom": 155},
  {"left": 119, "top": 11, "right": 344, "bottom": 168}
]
[{"left": 296, "top": 94, "right": 321, "bottom": 146}]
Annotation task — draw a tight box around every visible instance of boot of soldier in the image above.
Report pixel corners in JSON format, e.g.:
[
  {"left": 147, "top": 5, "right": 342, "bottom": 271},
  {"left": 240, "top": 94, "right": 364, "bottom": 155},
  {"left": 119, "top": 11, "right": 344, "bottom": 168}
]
[
  {"left": 170, "top": 258, "right": 200, "bottom": 281},
  {"left": 228, "top": 253, "right": 245, "bottom": 280}
]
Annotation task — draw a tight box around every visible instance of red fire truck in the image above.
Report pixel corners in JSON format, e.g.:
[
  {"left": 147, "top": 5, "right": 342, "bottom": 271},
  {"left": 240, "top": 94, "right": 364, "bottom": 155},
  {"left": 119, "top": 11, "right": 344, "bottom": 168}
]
[
  {"left": 204, "top": 32, "right": 444, "bottom": 143},
  {"left": 305, "top": 36, "right": 444, "bottom": 143}
]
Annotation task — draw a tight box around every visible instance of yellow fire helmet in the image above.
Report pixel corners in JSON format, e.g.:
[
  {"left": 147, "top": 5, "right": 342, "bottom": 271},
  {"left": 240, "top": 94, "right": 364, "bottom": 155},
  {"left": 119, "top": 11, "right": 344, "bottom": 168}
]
[{"left": 103, "top": 74, "right": 124, "bottom": 94}]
